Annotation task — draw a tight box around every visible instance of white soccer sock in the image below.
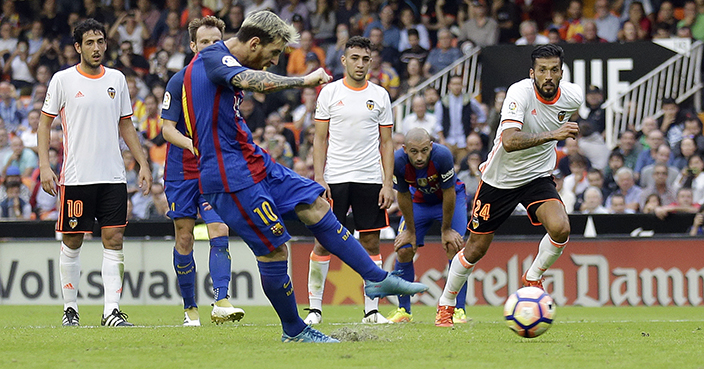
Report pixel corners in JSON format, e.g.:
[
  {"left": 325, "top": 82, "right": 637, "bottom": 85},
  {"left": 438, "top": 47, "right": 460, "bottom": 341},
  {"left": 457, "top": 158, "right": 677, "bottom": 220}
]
[
  {"left": 364, "top": 256, "right": 383, "bottom": 313},
  {"left": 526, "top": 234, "right": 567, "bottom": 281},
  {"left": 60, "top": 243, "right": 81, "bottom": 311},
  {"left": 438, "top": 249, "right": 474, "bottom": 307},
  {"left": 307, "top": 252, "right": 330, "bottom": 311},
  {"left": 102, "top": 248, "right": 125, "bottom": 316}
]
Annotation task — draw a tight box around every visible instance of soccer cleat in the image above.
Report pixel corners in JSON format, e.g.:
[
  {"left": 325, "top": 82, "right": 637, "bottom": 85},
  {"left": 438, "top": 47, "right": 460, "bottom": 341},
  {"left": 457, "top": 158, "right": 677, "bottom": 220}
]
[
  {"left": 435, "top": 305, "right": 455, "bottom": 327},
  {"left": 386, "top": 307, "right": 413, "bottom": 323},
  {"left": 521, "top": 272, "right": 545, "bottom": 290},
  {"left": 211, "top": 298, "right": 245, "bottom": 324},
  {"left": 62, "top": 307, "right": 79, "bottom": 326},
  {"left": 453, "top": 308, "right": 469, "bottom": 324},
  {"left": 364, "top": 273, "right": 429, "bottom": 299},
  {"left": 282, "top": 325, "right": 340, "bottom": 343},
  {"left": 101, "top": 308, "right": 134, "bottom": 327},
  {"left": 303, "top": 308, "right": 322, "bottom": 325},
  {"left": 362, "top": 309, "right": 391, "bottom": 324},
  {"left": 183, "top": 307, "right": 200, "bottom": 327}
]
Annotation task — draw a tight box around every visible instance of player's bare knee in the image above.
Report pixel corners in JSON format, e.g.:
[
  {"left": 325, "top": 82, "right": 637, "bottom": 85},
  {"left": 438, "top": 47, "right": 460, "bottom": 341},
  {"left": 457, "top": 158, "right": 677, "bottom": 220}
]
[
  {"left": 548, "top": 221, "right": 570, "bottom": 243},
  {"left": 62, "top": 234, "right": 84, "bottom": 249},
  {"left": 175, "top": 232, "right": 194, "bottom": 254},
  {"left": 295, "top": 197, "right": 329, "bottom": 225},
  {"left": 396, "top": 246, "right": 415, "bottom": 263},
  {"left": 207, "top": 222, "right": 229, "bottom": 238},
  {"left": 312, "top": 241, "right": 331, "bottom": 256},
  {"left": 258, "top": 243, "right": 288, "bottom": 262},
  {"left": 102, "top": 231, "right": 124, "bottom": 250}
]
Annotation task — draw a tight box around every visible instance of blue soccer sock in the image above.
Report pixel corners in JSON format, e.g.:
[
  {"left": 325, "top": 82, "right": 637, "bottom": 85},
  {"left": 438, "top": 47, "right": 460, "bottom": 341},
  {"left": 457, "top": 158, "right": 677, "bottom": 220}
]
[
  {"left": 306, "top": 211, "right": 387, "bottom": 282},
  {"left": 451, "top": 258, "right": 468, "bottom": 310},
  {"left": 173, "top": 248, "right": 197, "bottom": 309},
  {"left": 258, "top": 260, "right": 307, "bottom": 337},
  {"left": 209, "top": 236, "right": 231, "bottom": 301},
  {"left": 395, "top": 259, "right": 415, "bottom": 313}
]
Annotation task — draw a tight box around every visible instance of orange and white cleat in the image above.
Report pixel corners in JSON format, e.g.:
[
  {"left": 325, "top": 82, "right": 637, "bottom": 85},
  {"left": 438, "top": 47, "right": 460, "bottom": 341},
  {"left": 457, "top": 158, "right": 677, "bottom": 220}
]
[
  {"left": 521, "top": 272, "right": 545, "bottom": 290},
  {"left": 435, "top": 305, "right": 455, "bottom": 327}
]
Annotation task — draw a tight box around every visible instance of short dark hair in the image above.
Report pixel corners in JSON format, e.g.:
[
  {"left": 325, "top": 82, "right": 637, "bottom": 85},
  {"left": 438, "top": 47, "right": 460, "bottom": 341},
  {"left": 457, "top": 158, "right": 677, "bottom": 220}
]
[
  {"left": 531, "top": 44, "right": 564, "bottom": 68},
  {"left": 345, "top": 36, "right": 372, "bottom": 53},
  {"left": 407, "top": 28, "right": 419, "bottom": 38},
  {"left": 73, "top": 18, "right": 106, "bottom": 45}
]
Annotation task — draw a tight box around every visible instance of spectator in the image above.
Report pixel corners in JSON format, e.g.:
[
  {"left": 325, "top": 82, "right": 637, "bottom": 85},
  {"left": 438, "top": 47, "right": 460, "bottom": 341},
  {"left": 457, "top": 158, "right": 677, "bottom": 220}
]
[
  {"left": 605, "top": 167, "right": 643, "bottom": 212},
  {"left": 108, "top": 10, "right": 151, "bottom": 56},
  {"left": 297, "top": 125, "right": 317, "bottom": 162},
  {"left": 673, "top": 153, "right": 704, "bottom": 204},
  {"left": 310, "top": 0, "right": 337, "bottom": 46},
  {"left": 0, "top": 22, "right": 18, "bottom": 61},
  {"left": 245, "top": 0, "right": 278, "bottom": 17},
  {"left": 0, "top": 127, "right": 10, "bottom": 161},
  {"left": 639, "top": 163, "right": 677, "bottom": 211},
  {"left": 3, "top": 40, "right": 35, "bottom": 95},
  {"left": 363, "top": 4, "right": 400, "bottom": 50},
  {"left": 658, "top": 98, "right": 685, "bottom": 149},
  {"left": 291, "top": 87, "right": 317, "bottom": 132},
  {"left": 564, "top": 0, "right": 585, "bottom": 42},
  {"left": 458, "top": 0, "right": 499, "bottom": 48},
  {"left": 556, "top": 137, "right": 588, "bottom": 176},
  {"left": 486, "top": 87, "right": 506, "bottom": 148},
  {"left": 139, "top": 94, "right": 167, "bottom": 175},
  {"left": 593, "top": 0, "right": 620, "bottom": 42},
  {"left": 280, "top": 0, "right": 310, "bottom": 25},
  {"left": 562, "top": 154, "right": 590, "bottom": 212},
  {"left": 622, "top": 1, "right": 652, "bottom": 40},
  {"left": 423, "top": 86, "right": 441, "bottom": 116},
  {"left": 677, "top": 114, "right": 704, "bottom": 155},
  {"left": 0, "top": 179, "right": 31, "bottom": 219},
  {"left": 349, "top": 0, "right": 377, "bottom": 37},
  {"left": 553, "top": 169, "right": 576, "bottom": 212},
  {"left": 266, "top": 112, "right": 297, "bottom": 157},
  {"left": 586, "top": 167, "right": 611, "bottom": 201},
  {"left": 464, "top": 131, "right": 488, "bottom": 162},
  {"left": 457, "top": 150, "right": 482, "bottom": 201},
  {"left": 580, "top": 186, "right": 609, "bottom": 214},
  {"left": 608, "top": 193, "right": 634, "bottom": 214},
  {"left": 635, "top": 129, "right": 668, "bottom": 180},
  {"left": 573, "top": 20, "right": 608, "bottom": 44},
  {"left": 369, "top": 26, "right": 401, "bottom": 73},
  {"left": 547, "top": 28, "right": 565, "bottom": 44},
  {"left": 336, "top": 0, "right": 357, "bottom": 29},
  {"left": 325, "top": 23, "right": 349, "bottom": 80},
  {"left": 578, "top": 120, "right": 609, "bottom": 171},
  {"left": 287, "top": 30, "right": 326, "bottom": 77},
  {"left": 677, "top": 1, "right": 704, "bottom": 41},
  {"left": 435, "top": 75, "right": 485, "bottom": 164},
  {"left": 113, "top": 41, "right": 150, "bottom": 78},
  {"left": 398, "top": 58, "right": 425, "bottom": 97},
  {"left": 82, "top": 0, "right": 109, "bottom": 26},
  {"left": 637, "top": 115, "right": 659, "bottom": 150},
  {"left": 515, "top": 0, "right": 553, "bottom": 32},
  {"left": 398, "top": 7, "right": 431, "bottom": 51},
  {"left": 122, "top": 150, "right": 140, "bottom": 197},
  {"left": 0, "top": 165, "right": 29, "bottom": 204},
  {"left": 180, "top": 0, "right": 215, "bottom": 29},
  {"left": 19, "top": 109, "right": 40, "bottom": 153},
  {"left": 640, "top": 144, "right": 679, "bottom": 188},
  {"left": 613, "top": 129, "right": 641, "bottom": 171},
  {"left": 240, "top": 94, "right": 266, "bottom": 143},
  {"left": 145, "top": 182, "right": 169, "bottom": 220},
  {"left": 136, "top": 0, "right": 161, "bottom": 38},
  {"left": 401, "top": 96, "right": 438, "bottom": 137},
  {"left": 604, "top": 152, "right": 625, "bottom": 196},
  {"left": 2, "top": 136, "right": 36, "bottom": 178},
  {"left": 0, "top": 81, "right": 23, "bottom": 133},
  {"left": 423, "top": 28, "right": 462, "bottom": 77},
  {"left": 655, "top": 187, "right": 700, "bottom": 219},
  {"left": 262, "top": 124, "right": 294, "bottom": 169},
  {"left": 672, "top": 136, "right": 699, "bottom": 170},
  {"left": 157, "top": 11, "right": 189, "bottom": 52},
  {"left": 618, "top": 20, "right": 642, "bottom": 42},
  {"left": 367, "top": 49, "right": 400, "bottom": 100},
  {"left": 161, "top": 35, "right": 187, "bottom": 74},
  {"left": 515, "top": 20, "right": 549, "bottom": 45},
  {"left": 641, "top": 193, "right": 661, "bottom": 214},
  {"left": 399, "top": 28, "right": 429, "bottom": 69},
  {"left": 688, "top": 204, "right": 704, "bottom": 236},
  {"left": 223, "top": 3, "right": 245, "bottom": 37},
  {"left": 58, "top": 43, "right": 79, "bottom": 71},
  {"left": 492, "top": 0, "right": 521, "bottom": 44}
]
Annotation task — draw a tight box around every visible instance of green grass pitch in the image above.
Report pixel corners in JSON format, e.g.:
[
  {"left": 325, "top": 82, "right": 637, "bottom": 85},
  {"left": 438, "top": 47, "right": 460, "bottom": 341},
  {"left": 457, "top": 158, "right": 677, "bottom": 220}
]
[{"left": 1, "top": 305, "right": 702, "bottom": 369}]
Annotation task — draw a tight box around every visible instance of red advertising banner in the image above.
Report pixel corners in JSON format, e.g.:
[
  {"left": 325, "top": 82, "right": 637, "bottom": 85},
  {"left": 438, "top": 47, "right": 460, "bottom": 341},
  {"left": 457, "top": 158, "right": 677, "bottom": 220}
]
[{"left": 289, "top": 239, "right": 704, "bottom": 307}]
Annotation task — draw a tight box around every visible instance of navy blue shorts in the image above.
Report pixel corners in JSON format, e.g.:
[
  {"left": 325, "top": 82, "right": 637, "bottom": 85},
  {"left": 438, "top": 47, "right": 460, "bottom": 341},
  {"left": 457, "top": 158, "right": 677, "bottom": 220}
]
[
  {"left": 164, "top": 178, "right": 223, "bottom": 224},
  {"left": 398, "top": 190, "right": 467, "bottom": 246},
  {"left": 203, "top": 163, "right": 324, "bottom": 256}
]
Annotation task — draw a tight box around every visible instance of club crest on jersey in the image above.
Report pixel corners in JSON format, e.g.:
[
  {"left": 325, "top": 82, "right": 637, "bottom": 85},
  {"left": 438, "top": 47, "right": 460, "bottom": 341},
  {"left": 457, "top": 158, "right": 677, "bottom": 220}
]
[
  {"left": 107, "top": 87, "right": 116, "bottom": 99},
  {"left": 558, "top": 111, "right": 567, "bottom": 121},
  {"left": 366, "top": 100, "right": 375, "bottom": 110},
  {"left": 271, "top": 222, "right": 284, "bottom": 236},
  {"left": 417, "top": 177, "right": 428, "bottom": 187},
  {"left": 69, "top": 217, "right": 78, "bottom": 229}
]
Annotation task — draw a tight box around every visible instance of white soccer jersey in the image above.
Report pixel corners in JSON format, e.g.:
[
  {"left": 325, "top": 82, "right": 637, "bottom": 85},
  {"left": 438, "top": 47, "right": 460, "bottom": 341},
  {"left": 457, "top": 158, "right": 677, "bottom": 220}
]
[
  {"left": 42, "top": 65, "right": 133, "bottom": 186},
  {"left": 480, "top": 78, "right": 584, "bottom": 189},
  {"left": 314, "top": 78, "right": 393, "bottom": 184}
]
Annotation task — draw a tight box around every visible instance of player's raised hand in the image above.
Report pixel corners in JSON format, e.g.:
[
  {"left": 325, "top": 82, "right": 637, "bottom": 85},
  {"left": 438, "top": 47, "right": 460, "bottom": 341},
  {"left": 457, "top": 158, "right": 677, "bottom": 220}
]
[
  {"left": 303, "top": 68, "right": 332, "bottom": 87},
  {"left": 553, "top": 122, "right": 580, "bottom": 140},
  {"left": 39, "top": 166, "right": 58, "bottom": 196}
]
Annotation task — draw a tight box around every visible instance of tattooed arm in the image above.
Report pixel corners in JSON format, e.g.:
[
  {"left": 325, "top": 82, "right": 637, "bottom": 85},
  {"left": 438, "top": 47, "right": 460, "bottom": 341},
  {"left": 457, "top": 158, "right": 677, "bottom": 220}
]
[
  {"left": 230, "top": 67, "right": 331, "bottom": 94},
  {"left": 501, "top": 122, "right": 580, "bottom": 152}
]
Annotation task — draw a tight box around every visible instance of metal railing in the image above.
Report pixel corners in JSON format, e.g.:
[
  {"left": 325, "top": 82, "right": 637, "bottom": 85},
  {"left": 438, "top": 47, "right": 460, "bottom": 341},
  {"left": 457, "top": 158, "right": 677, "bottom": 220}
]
[
  {"left": 603, "top": 40, "right": 704, "bottom": 148},
  {"left": 391, "top": 46, "right": 482, "bottom": 132}
]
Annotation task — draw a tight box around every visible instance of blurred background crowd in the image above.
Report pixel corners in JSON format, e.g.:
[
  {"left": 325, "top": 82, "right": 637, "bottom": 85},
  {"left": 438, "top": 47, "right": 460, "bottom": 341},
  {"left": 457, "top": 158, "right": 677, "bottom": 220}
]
[{"left": 0, "top": 0, "right": 703, "bottom": 232}]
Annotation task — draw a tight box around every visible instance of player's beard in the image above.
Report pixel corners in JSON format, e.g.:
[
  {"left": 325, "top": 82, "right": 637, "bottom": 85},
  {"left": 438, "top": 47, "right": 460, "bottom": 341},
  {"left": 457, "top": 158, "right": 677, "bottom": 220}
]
[
  {"left": 535, "top": 79, "right": 557, "bottom": 100},
  {"left": 83, "top": 52, "right": 103, "bottom": 70}
]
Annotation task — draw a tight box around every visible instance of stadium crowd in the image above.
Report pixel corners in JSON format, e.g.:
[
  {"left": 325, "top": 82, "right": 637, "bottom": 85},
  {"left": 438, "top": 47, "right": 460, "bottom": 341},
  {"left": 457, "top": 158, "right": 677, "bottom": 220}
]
[{"left": 0, "top": 0, "right": 704, "bottom": 230}]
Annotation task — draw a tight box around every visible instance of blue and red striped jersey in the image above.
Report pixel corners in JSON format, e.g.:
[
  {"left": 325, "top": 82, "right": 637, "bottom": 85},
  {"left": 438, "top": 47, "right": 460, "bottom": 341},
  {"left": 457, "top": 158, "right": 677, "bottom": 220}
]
[
  {"left": 393, "top": 143, "right": 464, "bottom": 204},
  {"left": 182, "top": 41, "right": 273, "bottom": 194},
  {"left": 161, "top": 68, "right": 199, "bottom": 181}
]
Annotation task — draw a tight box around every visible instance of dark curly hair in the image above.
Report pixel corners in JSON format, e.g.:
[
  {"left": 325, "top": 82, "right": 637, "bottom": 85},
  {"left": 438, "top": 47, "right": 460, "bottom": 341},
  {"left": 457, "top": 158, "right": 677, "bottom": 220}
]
[
  {"left": 345, "top": 36, "right": 372, "bottom": 53},
  {"left": 73, "top": 18, "right": 106, "bottom": 45}
]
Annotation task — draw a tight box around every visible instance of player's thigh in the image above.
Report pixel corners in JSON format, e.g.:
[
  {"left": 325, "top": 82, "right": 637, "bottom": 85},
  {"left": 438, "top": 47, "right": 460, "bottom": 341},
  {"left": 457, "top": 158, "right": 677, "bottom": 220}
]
[
  {"left": 410, "top": 203, "right": 439, "bottom": 246},
  {"left": 57, "top": 184, "right": 98, "bottom": 233},
  {"left": 265, "top": 163, "right": 325, "bottom": 220},
  {"left": 521, "top": 176, "right": 565, "bottom": 228},
  {"left": 348, "top": 182, "right": 388, "bottom": 231},
  {"left": 94, "top": 183, "right": 128, "bottom": 228},
  {"left": 165, "top": 179, "right": 200, "bottom": 221},
  {"left": 203, "top": 185, "right": 290, "bottom": 257},
  {"left": 452, "top": 190, "right": 468, "bottom": 235},
  {"left": 328, "top": 183, "right": 352, "bottom": 224},
  {"left": 467, "top": 181, "right": 521, "bottom": 234}
]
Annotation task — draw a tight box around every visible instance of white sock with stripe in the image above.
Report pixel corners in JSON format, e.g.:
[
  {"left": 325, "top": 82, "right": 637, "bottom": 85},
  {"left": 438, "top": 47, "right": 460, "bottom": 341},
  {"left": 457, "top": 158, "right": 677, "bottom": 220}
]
[
  {"left": 438, "top": 249, "right": 474, "bottom": 307},
  {"left": 307, "top": 252, "right": 330, "bottom": 312},
  {"left": 60, "top": 243, "right": 81, "bottom": 311},
  {"left": 526, "top": 234, "right": 567, "bottom": 281},
  {"left": 102, "top": 248, "right": 125, "bottom": 317},
  {"left": 364, "top": 255, "right": 383, "bottom": 314}
]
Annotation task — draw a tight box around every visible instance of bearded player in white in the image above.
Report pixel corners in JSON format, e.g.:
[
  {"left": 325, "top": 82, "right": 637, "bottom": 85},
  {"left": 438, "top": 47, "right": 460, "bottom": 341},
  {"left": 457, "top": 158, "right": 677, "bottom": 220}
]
[{"left": 434, "top": 44, "right": 583, "bottom": 327}]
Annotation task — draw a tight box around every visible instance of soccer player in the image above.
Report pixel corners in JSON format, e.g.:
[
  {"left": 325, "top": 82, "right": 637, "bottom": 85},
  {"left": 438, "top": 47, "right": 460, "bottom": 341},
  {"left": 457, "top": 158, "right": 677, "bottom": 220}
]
[
  {"left": 182, "top": 11, "right": 428, "bottom": 343},
  {"left": 161, "top": 16, "right": 245, "bottom": 327},
  {"left": 305, "top": 36, "right": 394, "bottom": 325},
  {"left": 434, "top": 44, "right": 583, "bottom": 327},
  {"left": 37, "top": 19, "right": 153, "bottom": 327},
  {"left": 388, "top": 128, "right": 467, "bottom": 323}
]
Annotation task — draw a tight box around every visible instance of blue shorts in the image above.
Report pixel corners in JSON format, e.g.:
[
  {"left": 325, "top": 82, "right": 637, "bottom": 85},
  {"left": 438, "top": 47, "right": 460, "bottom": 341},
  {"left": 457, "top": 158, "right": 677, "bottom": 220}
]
[
  {"left": 398, "top": 190, "right": 467, "bottom": 246},
  {"left": 203, "top": 163, "right": 324, "bottom": 256},
  {"left": 164, "top": 178, "right": 223, "bottom": 224}
]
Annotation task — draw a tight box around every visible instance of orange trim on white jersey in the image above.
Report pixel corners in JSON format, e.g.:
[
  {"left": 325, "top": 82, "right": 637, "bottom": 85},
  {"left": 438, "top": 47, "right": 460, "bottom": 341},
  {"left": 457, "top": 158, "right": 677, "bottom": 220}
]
[
  {"left": 533, "top": 86, "right": 561, "bottom": 105},
  {"left": 479, "top": 133, "right": 503, "bottom": 173},
  {"left": 314, "top": 118, "right": 331, "bottom": 123},
  {"left": 500, "top": 119, "right": 523, "bottom": 127},
  {"left": 41, "top": 110, "right": 57, "bottom": 118},
  {"left": 76, "top": 64, "right": 106, "bottom": 79},
  {"left": 342, "top": 77, "right": 368, "bottom": 91}
]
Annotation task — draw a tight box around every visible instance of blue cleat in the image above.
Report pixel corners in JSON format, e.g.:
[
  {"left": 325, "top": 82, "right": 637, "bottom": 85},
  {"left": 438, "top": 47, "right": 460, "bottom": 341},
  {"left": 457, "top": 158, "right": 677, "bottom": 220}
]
[
  {"left": 364, "top": 272, "right": 429, "bottom": 299},
  {"left": 282, "top": 325, "right": 340, "bottom": 343}
]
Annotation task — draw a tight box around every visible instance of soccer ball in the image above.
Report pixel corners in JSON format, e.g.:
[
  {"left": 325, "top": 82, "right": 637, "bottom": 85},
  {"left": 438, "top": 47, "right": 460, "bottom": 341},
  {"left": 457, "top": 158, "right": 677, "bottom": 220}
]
[{"left": 503, "top": 286, "right": 556, "bottom": 338}]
